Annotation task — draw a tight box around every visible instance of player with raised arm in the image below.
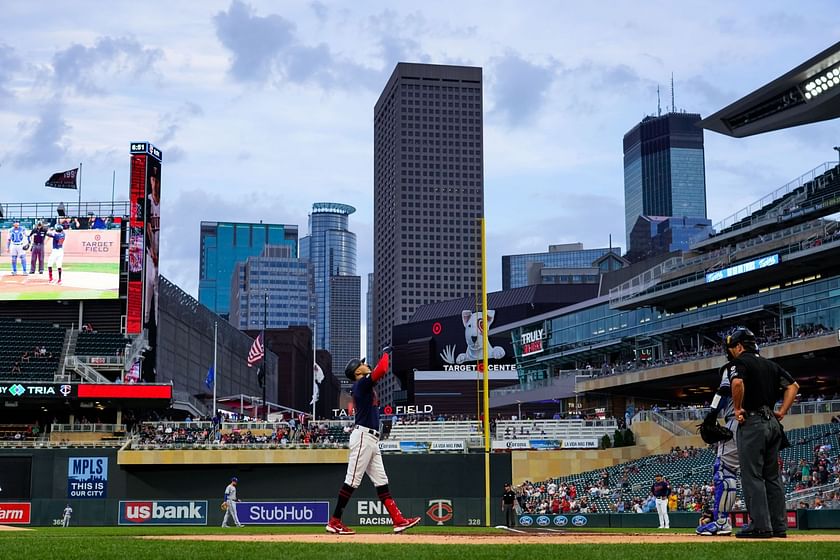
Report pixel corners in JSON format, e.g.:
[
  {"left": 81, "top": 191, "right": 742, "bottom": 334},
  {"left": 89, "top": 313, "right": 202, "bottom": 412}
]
[{"left": 325, "top": 348, "right": 421, "bottom": 535}]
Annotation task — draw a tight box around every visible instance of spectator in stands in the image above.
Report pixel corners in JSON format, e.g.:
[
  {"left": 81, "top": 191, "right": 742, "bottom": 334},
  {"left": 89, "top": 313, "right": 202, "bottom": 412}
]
[
  {"left": 11, "top": 362, "right": 21, "bottom": 374},
  {"left": 21, "top": 351, "right": 30, "bottom": 363}
]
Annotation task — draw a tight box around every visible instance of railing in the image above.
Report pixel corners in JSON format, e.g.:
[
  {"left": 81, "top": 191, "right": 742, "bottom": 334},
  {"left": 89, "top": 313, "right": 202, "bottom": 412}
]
[
  {"left": 172, "top": 390, "right": 208, "bottom": 417},
  {"left": 691, "top": 161, "right": 837, "bottom": 244},
  {"left": 51, "top": 423, "right": 126, "bottom": 433},
  {"left": 785, "top": 481, "right": 840, "bottom": 509},
  {"left": 75, "top": 355, "right": 125, "bottom": 368},
  {"left": 64, "top": 356, "right": 111, "bottom": 383},
  {"left": 634, "top": 411, "right": 693, "bottom": 436},
  {"left": 652, "top": 399, "right": 840, "bottom": 423},
  {"left": 0, "top": 201, "right": 131, "bottom": 220},
  {"left": 0, "top": 439, "right": 127, "bottom": 448}
]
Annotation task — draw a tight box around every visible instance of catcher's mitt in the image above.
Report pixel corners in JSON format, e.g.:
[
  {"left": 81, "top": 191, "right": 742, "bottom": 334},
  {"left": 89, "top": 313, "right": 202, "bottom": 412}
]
[
  {"left": 220, "top": 502, "right": 228, "bottom": 511},
  {"left": 697, "top": 421, "right": 733, "bottom": 445},
  {"left": 23, "top": 244, "right": 30, "bottom": 251}
]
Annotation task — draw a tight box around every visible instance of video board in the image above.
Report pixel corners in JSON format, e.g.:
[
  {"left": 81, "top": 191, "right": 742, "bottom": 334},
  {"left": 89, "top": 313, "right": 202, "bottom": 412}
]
[{"left": 0, "top": 218, "right": 121, "bottom": 301}]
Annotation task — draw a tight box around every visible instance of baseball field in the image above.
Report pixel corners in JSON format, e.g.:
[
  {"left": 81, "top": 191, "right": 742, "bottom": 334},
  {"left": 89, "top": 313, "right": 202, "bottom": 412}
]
[{"left": 2, "top": 526, "right": 839, "bottom": 560}]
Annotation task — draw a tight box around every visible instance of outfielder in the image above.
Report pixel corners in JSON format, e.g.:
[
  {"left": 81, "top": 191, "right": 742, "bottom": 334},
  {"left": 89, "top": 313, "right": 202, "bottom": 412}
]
[
  {"left": 696, "top": 360, "right": 739, "bottom": 536},
  {"left": 7, "top": 220, "right": 28, "bottom": 275},
  {"left": 62, "top": 504, "right": 73, "bottom": 527},
  {"left": 45, "top": 224, "right": 66, "bottom": 284},
  {"left": 326, "top": 349, "right": 421, "bottom": 535},
  {"left": 221, "top": 476, "right": 243, "bottom": 527}
]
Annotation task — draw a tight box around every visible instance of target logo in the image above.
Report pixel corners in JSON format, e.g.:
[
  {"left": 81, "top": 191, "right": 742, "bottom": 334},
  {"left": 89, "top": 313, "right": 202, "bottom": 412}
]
[
  {"left": 432, "top": 322, "right": 442, "bottom": 335},
  {"left": 95, "top": 234, "right": 101, "bottom": 241},
  {"left": 383, "top": 406, "right": 393, "bottom": 415}
]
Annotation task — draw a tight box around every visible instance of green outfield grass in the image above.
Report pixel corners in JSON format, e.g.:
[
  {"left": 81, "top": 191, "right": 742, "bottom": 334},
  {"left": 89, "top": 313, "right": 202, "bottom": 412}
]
[
  {"left": 11, "top": 289, "right": 118, "bottom": 300},
  {"left": 0, "top": 262, "right": 119, "bottom": 274},
  {"left": 1, "top": 527, "right": 838, "bottom": 560}
]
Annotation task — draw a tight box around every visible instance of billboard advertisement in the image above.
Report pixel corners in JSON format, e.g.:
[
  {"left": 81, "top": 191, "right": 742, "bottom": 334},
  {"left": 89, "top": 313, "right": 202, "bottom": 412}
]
[
  {"left": 119, "top": 500, "right": 207, "bottom": 525},
  {"left": 0, "top": 219, "right": 121, "bottom": 300},
  {"left": 235, "top": 502, "right": 329, "bottom": 525},
  {"left": 67, "top": 457, "right": 108, "bottom": 499},
  {"left": 0, "top": 503, "right": 31, "bottom": 524}
]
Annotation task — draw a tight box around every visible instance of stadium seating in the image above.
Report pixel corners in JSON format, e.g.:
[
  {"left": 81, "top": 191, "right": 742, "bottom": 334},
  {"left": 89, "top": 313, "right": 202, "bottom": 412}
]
[
  {"left": 0, "top": 318, "right": 65, "bottom": 381},
  {"left": 387, "top": 420, "right": 482, "bottom": 442},
  {"left": 75, "top": 332, "right": 129, "bottom": 357},
  {"left": 521, "top": 422, "right": 840, "bottom": 513},
  {"left": 495, "top": 419, "right": 617, "bottom": 441}
]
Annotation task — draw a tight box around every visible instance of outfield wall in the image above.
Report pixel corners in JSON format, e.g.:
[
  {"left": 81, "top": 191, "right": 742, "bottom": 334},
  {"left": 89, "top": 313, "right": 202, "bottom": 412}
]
[{"left": 0, "top": 448, "right": 511, "bottom": 527}]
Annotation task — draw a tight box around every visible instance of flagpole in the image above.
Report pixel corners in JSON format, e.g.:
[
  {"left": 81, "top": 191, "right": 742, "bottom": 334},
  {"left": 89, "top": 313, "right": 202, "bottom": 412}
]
[
  {"left": 213, "top": 321, "right": 218, "bottom": 420},
  {"left": 312, "top": 320, "right": 317, "bottom": 421},
  {"left": 77, "top": 162, "right": 83, "bottom": 216},
  {"left": 262, "top": 291, "right": 267, "bottom": 421}
]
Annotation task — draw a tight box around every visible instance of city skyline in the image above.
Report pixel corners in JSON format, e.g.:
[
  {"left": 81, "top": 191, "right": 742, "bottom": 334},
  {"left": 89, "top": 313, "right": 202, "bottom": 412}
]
[{"left": 1, "top": 2, "right": 839, "bottom": 353}]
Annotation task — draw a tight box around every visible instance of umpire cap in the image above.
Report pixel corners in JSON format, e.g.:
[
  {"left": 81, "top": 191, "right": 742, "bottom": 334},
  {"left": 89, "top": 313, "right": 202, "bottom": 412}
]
[
  {"left": 344, "top": 357, "right": 365, "bottom": 381},
  {"left": 725, "top": 327, "right": 756, "bottom": 349}
]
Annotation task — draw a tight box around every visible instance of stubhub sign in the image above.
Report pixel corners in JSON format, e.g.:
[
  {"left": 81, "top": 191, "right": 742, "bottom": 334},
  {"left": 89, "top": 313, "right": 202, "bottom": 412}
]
[
  {"left": 118, "top": 500, "right": 208, "bottom": 525},
  {"left": 237, "top": 502, "right": 329, "bottom": 525}
]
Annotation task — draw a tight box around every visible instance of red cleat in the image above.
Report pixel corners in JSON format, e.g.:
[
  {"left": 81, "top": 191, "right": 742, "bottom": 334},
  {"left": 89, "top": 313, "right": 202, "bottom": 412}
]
[
  {"left": 393, "top": 517, "right": 421, "bottom": 533},
  {"left": 325, "top": 518, "right": 355, "bottom": 535}
]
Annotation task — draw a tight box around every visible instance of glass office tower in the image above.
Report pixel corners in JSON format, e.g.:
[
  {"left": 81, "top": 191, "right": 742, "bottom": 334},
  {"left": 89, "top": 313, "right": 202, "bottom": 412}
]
[
  {"left": 299, "top": 203, "right": 359, "bottom": 360},
  {"left": 199, "top": 221, "right": 298, "bottom": 318},
  {"left": 623, "top": 112, "right": 707, "bottom": 248}
]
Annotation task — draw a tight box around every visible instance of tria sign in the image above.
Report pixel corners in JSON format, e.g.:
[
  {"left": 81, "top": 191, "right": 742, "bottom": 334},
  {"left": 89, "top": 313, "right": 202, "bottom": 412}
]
[{"left": 520, "top": 327, "right": 545, "bottom": 356}]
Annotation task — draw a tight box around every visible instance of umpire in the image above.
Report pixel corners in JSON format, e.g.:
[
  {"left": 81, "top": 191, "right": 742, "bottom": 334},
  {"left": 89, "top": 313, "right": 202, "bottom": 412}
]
[{"left": 726, "top": 327, "right": 798, "bottom": 539}]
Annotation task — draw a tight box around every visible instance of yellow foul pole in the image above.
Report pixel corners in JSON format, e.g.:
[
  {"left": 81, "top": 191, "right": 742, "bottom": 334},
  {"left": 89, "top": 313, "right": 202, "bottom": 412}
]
[{"left": 480, "top": 217, "right": 490, "bottom": 527}]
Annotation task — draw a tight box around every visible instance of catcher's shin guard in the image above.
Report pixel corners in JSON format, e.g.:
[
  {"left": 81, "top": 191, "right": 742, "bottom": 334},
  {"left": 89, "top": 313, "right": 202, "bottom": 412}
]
[{"left": 713, "top": 457, "right": 737, "bottom": 521}]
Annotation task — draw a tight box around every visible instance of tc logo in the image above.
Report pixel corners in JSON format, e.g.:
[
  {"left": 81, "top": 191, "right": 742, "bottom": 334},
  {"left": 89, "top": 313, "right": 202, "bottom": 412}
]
[
  {"left": 518, "top": 515, "right": 533, "bottom": 526},
  {"left": 60, "top": 385, "right": 72, "bottom": 397},
  {"left": 9, "top": 384, "right": 25, "bottom": 397},
  {"left": 536, "top": 515, "right": 550, "bottom": 526},
  {"left": 554, "top": 515, "right": 568, "bottom": 526},
  {"left": 426, "top": 499, "right": 453, "bottom": 525}
]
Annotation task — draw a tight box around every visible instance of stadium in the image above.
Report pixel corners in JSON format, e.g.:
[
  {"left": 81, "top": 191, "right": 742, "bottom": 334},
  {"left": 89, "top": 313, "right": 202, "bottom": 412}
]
[{"left": 2, "top": 31, "right": 840, "bottom": 560}]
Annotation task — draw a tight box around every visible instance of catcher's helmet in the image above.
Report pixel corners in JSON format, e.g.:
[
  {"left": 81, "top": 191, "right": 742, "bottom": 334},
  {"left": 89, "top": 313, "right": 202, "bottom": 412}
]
[
  {"left": 344, "top": 357, "right": 366, "bottom": 381},
  {"left": 55, "top": 224, "right": 64, "bottom": 232},
  {"left": 725, "top": 327, "right": 755, "bottom": 348}
]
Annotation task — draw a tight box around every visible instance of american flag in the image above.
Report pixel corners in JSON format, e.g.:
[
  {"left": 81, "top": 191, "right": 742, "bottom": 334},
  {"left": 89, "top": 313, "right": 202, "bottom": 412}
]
[{"left": 247, "top": 334, "right": 264, "bottom": 367}]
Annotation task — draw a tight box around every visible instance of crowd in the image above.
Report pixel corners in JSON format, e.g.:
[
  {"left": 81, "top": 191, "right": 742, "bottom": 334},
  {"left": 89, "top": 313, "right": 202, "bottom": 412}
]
[{"left": 134, "top": 421, "right": 351, "bottom": 447}]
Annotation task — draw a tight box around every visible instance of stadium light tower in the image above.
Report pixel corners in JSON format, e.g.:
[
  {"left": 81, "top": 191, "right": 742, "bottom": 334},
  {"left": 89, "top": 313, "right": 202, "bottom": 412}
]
[{"left": 833, "top": 146, "right": 840, "bottom": 166}]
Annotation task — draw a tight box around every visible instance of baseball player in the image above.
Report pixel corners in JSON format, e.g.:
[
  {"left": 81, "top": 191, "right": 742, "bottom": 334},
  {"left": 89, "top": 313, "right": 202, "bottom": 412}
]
[
  {"left": 144, "top": 170, "right": 161, "bottom": 328},
  {"left": 28, "top": 221, "right": 48, "bottom": 274},
  {"left": 7, "top": 220, "right": 28, "bottom": 275},
  {"left": 221, "top": 476, "right": 243, "bottom": 527},
  {"left": 325, "top": 349, "right": 421, "bottom": 535},
  {"left": 651, "top": 474, "right": 671, "bottom": 529},
  {"left": 62, "top": 504, "right": 73, "bottom": 527},
  {"left": 696, "top": 360, "right": 739, "bottom": 536},
  {"left": 45, "top": 224, "right": 66, "bottom": 284}
]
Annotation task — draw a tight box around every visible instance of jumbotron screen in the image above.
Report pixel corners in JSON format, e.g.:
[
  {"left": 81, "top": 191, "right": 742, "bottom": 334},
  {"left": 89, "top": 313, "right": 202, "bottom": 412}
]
[{"left": 0, "top": 217, "right": 122, "bottom": 300}]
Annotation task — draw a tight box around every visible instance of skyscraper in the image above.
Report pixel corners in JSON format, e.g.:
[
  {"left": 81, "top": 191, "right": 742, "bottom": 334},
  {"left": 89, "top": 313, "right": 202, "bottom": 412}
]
[
  {"left": 199, "top": 221, "right": 298, "bottom": 318},
  {"left": 373, "top": 63, "right": 484, "bottom": 403},
  {"left": 228, "top": 245, "right": 315, "bottom": 331},
  {"left": 329, "top": 275, "right": 361, "bottom": 383},
  {"left": 299, "top": 203, "right": 359, "bottom": 368},
  {"left": 623, "top": 112, "right": 707, "bottom": 248}
]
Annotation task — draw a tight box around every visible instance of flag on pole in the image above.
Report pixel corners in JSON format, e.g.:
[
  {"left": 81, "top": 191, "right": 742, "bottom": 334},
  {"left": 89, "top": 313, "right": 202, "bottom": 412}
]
[
  {"left": 204, "top": 366, "right": 215, "bottom": 390},
  {"left": 310, "top": 363, "right": 325, "bottom": 405},
  {"left": 45, "top": 168, "right": 79, "bottom": 189},
  {"left": 247, "top": 333, "right": 264, "bottom": 367}
]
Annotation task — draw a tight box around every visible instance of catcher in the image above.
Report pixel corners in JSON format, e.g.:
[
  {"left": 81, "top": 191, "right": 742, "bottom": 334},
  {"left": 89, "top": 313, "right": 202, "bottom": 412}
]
[
  {"left": 695, "top": 345, "right": 739, "bottom": 536},
  {"left": 325, "top": 348, "right": 420, "bottom": 535}
]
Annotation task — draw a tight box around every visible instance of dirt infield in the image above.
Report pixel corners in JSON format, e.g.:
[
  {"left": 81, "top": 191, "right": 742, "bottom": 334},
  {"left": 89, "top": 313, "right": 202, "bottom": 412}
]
[
  {"left": 0, "top": 525, "right": 32, "bottom": 531},
  {"left": 145, "top": 531, "right": 840, "bottom": 544}
]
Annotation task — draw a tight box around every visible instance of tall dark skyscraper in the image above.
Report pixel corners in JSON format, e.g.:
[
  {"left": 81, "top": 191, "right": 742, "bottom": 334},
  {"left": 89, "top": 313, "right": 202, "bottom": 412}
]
[
  {"left": 623, "top": 112, "right": 707, "bottom": 248},
  {"left": 373, "top": 63, "right": 484, "bottom": 402}
]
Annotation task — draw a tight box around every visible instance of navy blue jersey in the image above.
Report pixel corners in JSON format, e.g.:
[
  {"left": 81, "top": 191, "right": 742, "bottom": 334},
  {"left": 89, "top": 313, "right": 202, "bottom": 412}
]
[
  {"left": 652, "top": 480, "right": 670, "bottom": 498},
  {"left": 352, "top": 375, "right": 379, "bottom": 430},
  {"left": 29, "top": 228, "right": 47, "bottom": 245}
]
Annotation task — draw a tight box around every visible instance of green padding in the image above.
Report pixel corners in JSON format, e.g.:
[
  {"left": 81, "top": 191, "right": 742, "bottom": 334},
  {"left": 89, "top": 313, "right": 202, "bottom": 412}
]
[{"left": 800, "top": 509, "right": 840, "bottom": 529}]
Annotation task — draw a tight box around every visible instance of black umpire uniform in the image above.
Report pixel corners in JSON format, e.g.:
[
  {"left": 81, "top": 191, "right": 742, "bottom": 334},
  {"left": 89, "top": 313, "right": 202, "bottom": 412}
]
[
  {"left": 501, "top": 483, "right": 517, "bottom": 527},
  {"left": 726, "top": 328, "right": 799, "bottom": 539}
]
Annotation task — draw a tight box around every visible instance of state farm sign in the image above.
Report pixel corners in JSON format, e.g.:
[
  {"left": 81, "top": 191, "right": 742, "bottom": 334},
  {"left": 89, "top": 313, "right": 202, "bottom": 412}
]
[{"left": 0, "top": 503, "right": 31, "bottom": 524}]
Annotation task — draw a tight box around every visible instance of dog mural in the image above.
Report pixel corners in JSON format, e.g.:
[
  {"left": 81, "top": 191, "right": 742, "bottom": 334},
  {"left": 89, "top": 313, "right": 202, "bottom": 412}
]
[{"left": 440, "top": 310, "right": 507, "bottom": 365}]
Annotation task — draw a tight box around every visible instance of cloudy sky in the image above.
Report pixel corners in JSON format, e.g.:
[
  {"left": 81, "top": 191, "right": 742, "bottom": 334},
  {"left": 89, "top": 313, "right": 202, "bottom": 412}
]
[{"left": 1, "top": 1, "right": 839, "bottom": 346}]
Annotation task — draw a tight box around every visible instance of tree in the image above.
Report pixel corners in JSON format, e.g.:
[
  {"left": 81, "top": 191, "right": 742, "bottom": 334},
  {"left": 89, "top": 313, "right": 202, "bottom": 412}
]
[
  {"left": 601, "top": 434, "right": 612, "bottom": 449},
  {"left": 613, "top": 429, "right": 624, "bottom": 447}
]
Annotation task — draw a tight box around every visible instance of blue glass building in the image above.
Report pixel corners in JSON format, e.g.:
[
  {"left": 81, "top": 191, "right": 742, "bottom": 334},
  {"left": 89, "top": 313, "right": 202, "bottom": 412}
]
[
  {"left": 299, "top": 203, "right": 358, "bottom": 361},
  {"left": 228, "top": 246, "right": 315, "bottom": 330},
  {"left": 199, "top": 221, "right": 298, "bottom": 318},
  {"left": 502, "top": 243, "right": 620, "bottom": 290},
  {"left": 623, "top": 112, "right": 707, "bottom": 249}
]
